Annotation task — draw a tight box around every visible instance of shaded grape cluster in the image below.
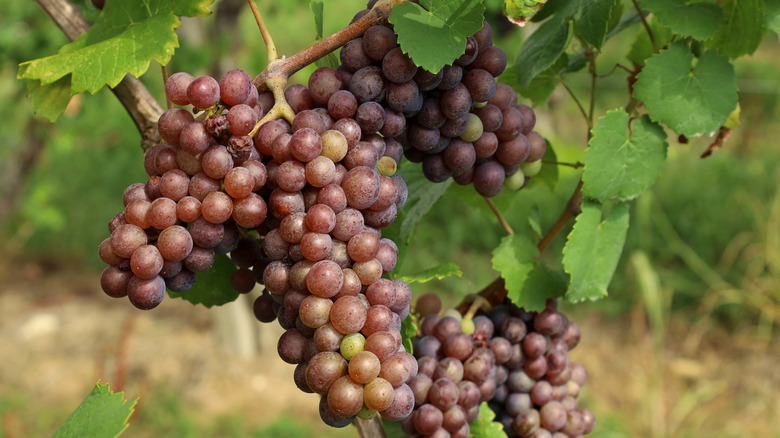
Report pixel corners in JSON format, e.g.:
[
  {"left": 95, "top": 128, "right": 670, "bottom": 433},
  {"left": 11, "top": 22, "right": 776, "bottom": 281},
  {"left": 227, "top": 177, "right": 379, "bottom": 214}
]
[
  {"left": 99, "top": 68, "right": 268, "bottom": 310},
  {"left": 338, "top": 12, "right": 546, "bottom": 197},
  {"left": 405, "top": 295, "right": 594, "bottom": 437}
]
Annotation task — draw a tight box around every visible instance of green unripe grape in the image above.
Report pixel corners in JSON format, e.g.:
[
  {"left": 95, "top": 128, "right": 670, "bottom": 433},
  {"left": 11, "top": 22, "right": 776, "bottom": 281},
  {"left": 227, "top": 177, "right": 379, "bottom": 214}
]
[
  {"left": 340, "top": 333, "right": 366, "bottom": 360},
  {"left": 376, "top": 156, "right": 397, "bottom": 176},
  {"left": 520, "top": 159, "right": 542, "bottom": 177},
  {"left": 504, "top": 169, "right": 526, "bottom": 191},
  {"left": 459, "top": 113, "right": 484, "bottom": 143},
  {"left": 357, "top": 405, "right": 377, "bottom": 420},
  {"left": 473, "top": 101, "right": 487, "bottom": 109},
  {"left": 460, "top": 318, "right": 476, "bottom": 335}
]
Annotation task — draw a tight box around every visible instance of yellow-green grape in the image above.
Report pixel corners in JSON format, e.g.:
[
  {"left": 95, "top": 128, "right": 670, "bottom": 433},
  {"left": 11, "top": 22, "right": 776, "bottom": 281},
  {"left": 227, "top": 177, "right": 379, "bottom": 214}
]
[
  {"left": 504, "top": 169, "right": 526, "bottom": 191},
  {"left": 320, "top": 129, "right": 348, "bottom": 162},
  {"left": 442, "top": 308, "right": 462, "bottom": 320},
  {"left": 520, "top": 159, "right": 542, "bottom": 177},
  {"left": 459, "top": 113, "right": 484, "bottom": 143},
  {"left": 340, "top": 333, "right": 366, "bottom": 360},
  {"left": 357, "top": 405, "right": 377, "bottom": 420},
  {"left": 474, "top": 101, "right": 488, "bottom": 109},
  {"left": 460, "top": 318, "right": 476, "bottom": 335},
  {"left": 376, "top": 156, "right": 397, "bottom": 176}
]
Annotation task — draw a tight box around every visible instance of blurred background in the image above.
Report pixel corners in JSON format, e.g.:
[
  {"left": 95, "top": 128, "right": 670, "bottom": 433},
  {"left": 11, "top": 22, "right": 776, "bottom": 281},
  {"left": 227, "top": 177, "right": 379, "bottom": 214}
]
[{"left": 1, "top": 0, "right": 779, "bottom": 437}]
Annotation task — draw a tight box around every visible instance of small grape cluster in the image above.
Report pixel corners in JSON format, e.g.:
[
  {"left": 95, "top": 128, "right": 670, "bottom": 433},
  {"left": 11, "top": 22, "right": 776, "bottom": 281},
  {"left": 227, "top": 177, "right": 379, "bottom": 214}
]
[
  {"left": 405, "top": 294, "right": 594, "bottom": 437},
  {"left": 338, "top": 11, "right": 546, "bottom": 197},
  {"left": 99, "top": 68, "right": 268, "bottom": 309}
]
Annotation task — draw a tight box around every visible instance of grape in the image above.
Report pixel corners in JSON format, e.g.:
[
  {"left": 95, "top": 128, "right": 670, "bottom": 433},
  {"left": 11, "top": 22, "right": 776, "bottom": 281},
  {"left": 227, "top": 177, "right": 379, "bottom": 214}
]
[
  {"left": 158, "top": 108, "right": 194, "bottom": 145},
  {"left": 414, "top": 403, "right": 444, "bottom": 435},
  {"left": 382, "top": 47, "right": 417, "bottom": 84},
  {"left": 306, "top": 351, "right": 348, "bottom": 395},
  {"left": 183, "top": 246, "right": 215, "bottom": 272},
  {"left": 463, "top": 69, "right": 496, "bottom": 103},
  {"left": 471, "top": 46, "right": 507, "bottom": 77},
  {"left": 438, "top": 65, "right": 463, "bottom": 90},
  {"left": 455, "top": 36, "right": 479, "bottom": 66},
  {"left": 284, "top": 83, "right": 315, "bottom": 113},
  {"left": 130, "top": 245, "right": 164, "bottom": 279},
  {"left": 379, "top": 382, "right": 414, "bottom": 421},
  {"left": 187, "top": 76, "right": 220, "bottom": 109},
  {"left": 278, "top": 328, "right": 308, "bottom": 364},
  {"left": 362, "top": 25, "right": 398, "bottom": 61},
  {"left": 309, "top": 67, "right": 343, "bottom": 105},
  {"left": 327, "top": 375, "right": 364, "bottom": 418},
  {"left": 219, "top": 69, "right": 251, "bottom": 106},
  {"left": 127, "top": 275, "right": 166, "bottom": 310},
  {"left": 340, "top": 332, "right": 366, "bottom": 360},
  {"left": 355, "top": 101, "right": 385, "bottom": 134},
  {"left": 226, "top": 104, "right": 257, "bottom": 136},
  {"left": 386, "top": 80, "right": 422, "bottom": 114},
  {"left": 100, "top": 266, "right": 132, "bottom": 298},
  {"left": 340, "top": 38, "right": 373, "bottom": 72},
  {"left": 443, "top": 139, "right": 476, "bottom": 175},
  {"left": 165, "top": 72, "right": 194, "bottom": 106}
]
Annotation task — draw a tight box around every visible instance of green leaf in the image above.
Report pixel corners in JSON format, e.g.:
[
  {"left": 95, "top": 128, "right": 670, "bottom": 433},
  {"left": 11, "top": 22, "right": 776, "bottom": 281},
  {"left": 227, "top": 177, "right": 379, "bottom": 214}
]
[
  {"left": 492, "top": 234, "right": 561, "bottom": 311},
  {"left": 309, "top": 0, "right": 340, "bottom": 69},
  {"left": 401, "top": 313, "right": 418, "bottom": 354},
  {"left": 708, "top": 0, "right": 766, "bottom": 58},
  {"left": 633, "top": 42, "right": 737, "bottom": 137},
  {"left": 583, "top": 111, "right": 668, "bottom": 201},
  {"left": 563, "top": 201, "right": 629, "bottom": 302},
  {"left": 528, "top": 205, "right": 543, "bottom": 238},
  {"left": 503, "top": 0, "right": 550, "bottom": 26},
  {"left": 26, "top": 77, "right": 72, "bottom": 122},
  {"left": 382, "top": 418, "right": 406, "bottom": 438},
  {"left": 389, "top": 0, "right": 486, "bottom": 72},
  {"left": 575, "top": 0, "right": 617, "bottom": 50},
  {"left": 168, "top": 253, "right": 238, "bottom": 307},
  {"left": 766, "top": 0, "right": 780, "bottom": 37},
  {"left": 396, "top": 262, "right": 462, "bottom": 284},
  {"left": 513, "top": 16, "right": 571, "bottom": 89},
  {"left": 532, "top": 0, "right": 582, "bottom": 22},
  {"left": 641, "top": 0, "right": 723, "bottom": 40},
  {"left": 18, "top": 0, "right": 213, "bottom": 97},
  {"left": 470, "top": 402, "right": 508, "bottom": 438},
  {"left": 626, "top": 18, "right": 673, "bottom": 66},
  {"left": 52, "top": 382, "right": 136, "bottom": 438},
  {"left": 504, "top": 54, "right": 566, "bottom": 106}
]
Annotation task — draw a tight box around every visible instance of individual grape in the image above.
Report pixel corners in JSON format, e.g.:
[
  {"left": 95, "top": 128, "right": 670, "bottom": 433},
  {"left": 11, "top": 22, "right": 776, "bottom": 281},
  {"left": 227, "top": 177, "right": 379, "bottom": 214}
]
[
  {"left": 219, "top": 69, "right": 251, "bottom": 106},
  {"left": 382, "top": 47, "right": 417, "bottom": 84},
  {"left": 341, "top": 166, "right": 381, "bottom": 210},
  {"left": 278, "top": 328, "right": 308, "bottom": 364},
  {"left": 269, "top": 188, "right": 305, "bottom": 219},
  {"left": 443, "top": 139, "right": 476, "bottom": 175},
  {"left": 438, "top": 65, "right": 463, "bottom": 90},
  {"left": 513, "top": 409, "right": 541, "bottom": 437},
  {"left": 440, "top": 83, "right": 472, "bottom": 120},
  {"left": 201, "top": 191, "right": 233, "bottom": 224},
  {"left": 379, "top": 382, "right": 414, "bottom": 421},
  {"left": 428, "top": 378, "right": 459, "bottom": 411},
  {"left": 127, "top": 275, "right": 166, "bottom": 310},
  {"left": 455, "top": 36, "right": 479, "bottom": 66},
  {"left": 440, "top": 113, "right": 470, "bottom": 138},
  {"left": 414, "top": 68, "right": 444, "bottom": 91},
  {"left": 443, "top": 332, "right": 473, "bottom": 361},
  {"left": 472, "top": 160, "right": 505, "bottom": 197},
  {"left": 356, "top": 101, "right": 385, "bottom": 134},
  {"left": 456, "top": 380, "right": 481, "bottom": 410},
  {"left": 110, "top": 224, "right": 148, "bottom": 258},
  {"left": 340, "top": 38, "right": 374, "bottom": 72},
  {"left": 158, "top": 108, "right": 194, "bottom": 145},
  {"left": 183, "top": 246, "right": 215, "bottom": 273},
  {"left": 327, "top": 375, "right": 364, "bottom": 418},
  {"left": 349, "top": 350, "right": 381, "bottom": 384},
  {"left": 319, "top": 395, "right": 355, "bottom": 428},
  {"left": 344, "top": 141, "right": 380, "bottom": 170},
  {"left": 540, "top": 401, "right": 567, "bottom": 431},
  {"left": 176, "top": 149, "right": 203, "bottom": 176},
  {"left": 130, "top": 244, "right": 164, "bottom": 279},
  {"left": 365, "top": 330, "right": 399, "bottom": 362},
  {"left": 422, "top": 154, "right": 452, "bottom": 183},
  {"left": 386, "top": 80, "right": 422, "bottom": 114},
  {"left": 159, "top": 169, "right": 188, "bottom": 202},
  {"left": 165, "top": 72, "right": 194, "bottom": 106},
  {"left": 471, "top": 46, "right": 507, "bottom": 77},
  {"left": 463, "top": 68, "right": 496, "bottom": 103},
  {"left": 526, "top": 131, "right": 547, "bottom": 162},
  {"left": 306, "top": 351, "right": 349, "bottom": 395},
  {"left": 187, "top": 76, "right": 220, "bottom": 109},
  {"left": 330, "top": 295, "right": 368, "bottom": 335},
  {"left": 285, "top": 83, "right": 315, "bottom": 113},
  {"left": 473, "top": 131, "right": 499, "bottom": 159},
  {"left": 226, "top": 104, "right": 257, "bottom": 136},
  {"left": 309, "top": 67, "right": 343, "bottom": 105},
  {"left": 253, "top": 293, "right": 277, "bottom": 323},
  {"left": 306, "top": 260, "right": 344, "bottom": 299},
  {"left": 188, "top": 172, "right": 221, "bottom": 201},
  {"left": 332, "top": 118, "right": 362, "bottom": 149},
  {"left": 488, "top": 83, "right": 518, "bottom": 110},
  {"left": 100, "top": 265, "right": 132, "bottom": 298},
  {"left": 202, "top": 145, "right": 234, "bottom": 180},
  {"left": 255, "top": 120, "right": 288, "bottom": 156},
  {"left": 276, "top": 160, "right": 307, "bottom": 192},
  {"left": 301, "top": 232, "right": 333, "bottom": 261},
  {"left": 299, "top": 295, "right": 334, "bottom": 329},
  {"left": 124, "top": 199, "right": 151, "bottom": 230},
  {"left": 433, "top": 357, "right": 464, "bottom": 383},
  {"left": 414, "top": 403, "right": 444, "bottom": 435},
  {"left": 495, "top": 107, "right": 525, "bottom": 142},
  {"left": 340, "top": 332, "right": 366, "bottom": 360},
  {"left": 379, "top": 352, "right": 416, "bottom": 387},
  {"left": 362, "top": 25, "right": 398, "bottom": 61}
]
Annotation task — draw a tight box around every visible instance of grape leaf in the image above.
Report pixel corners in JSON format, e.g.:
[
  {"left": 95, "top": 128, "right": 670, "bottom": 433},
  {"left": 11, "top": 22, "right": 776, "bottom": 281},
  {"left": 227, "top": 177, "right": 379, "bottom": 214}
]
[
  {"left": 583, "top": 111, "right": 668, "bottom": 201},
  {"left": 470, "top": 402, "right": 507, "bottom": 438},
  {"left": 532, "top": 0, "right": 582, "bottom": 22},
  {"left": 51, "top": 382, "right": 136, "bottom": 438},
  {"left": 310, "top": 0, "right": 340, "bottom": 69},
  {"left": 503, "top": 0, "right": 550, "bottom": 26},
  {"left": 626, "top": 19, "right": 672, "bottom": 66},
  {"left": 708, "top": 0, "right": 766, "bottom": 58},
  {"left": 492, "top": 234, "right": 561, "bottom": 311},
  {"left": 513, "top": 16, "right": 571, "bottom": 89},
  {"left": 389, "top": 0, "right": 486, "bottom": 72},
  {"left": 563, "top": 201, "right": 629, "bottom": 302},
  {"left": 503, "top": 54, "right": 566, "bottom": 106},
  {"left": 395, "top": 262, "right": 462, "bottom": 284},
  {"left": 401, "top": 313, "right": 418, "bottom": 354},
  {"left": 633, "top": 42, "right": 737, "bottom": 137},
  {"left": 766, "top": 0, "right": 780, "bottom": 38},
  {"left": 382, "top": 418, "right": 406, "bottom": 438},
  {"left": 641, "top": 0, "right": 723, "bottom": 40},
  {"left": 27, "top": 77, "right": 72, "bottom": 122},
  {"left": 167, "top": 253, "right": 238, "bottom": 307},
  {"left": 528, "top": 205, "right": 543, "bottom": 238},
  {"left": 575, "top": 0, "right": 617, "bottom": 50},
  {"left": 18, "top": 0, "right": 213, "bottom": 103}
]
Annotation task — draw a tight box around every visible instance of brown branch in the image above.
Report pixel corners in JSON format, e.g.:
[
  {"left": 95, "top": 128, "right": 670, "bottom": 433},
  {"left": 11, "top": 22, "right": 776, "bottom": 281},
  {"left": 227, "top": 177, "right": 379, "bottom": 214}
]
[
  {"left": 700, "top": 126, "right": 732, "bottom": 158},
  {"left": 538, "top": 180, "right": 583, "bottom": 254},
  {"left": 35, "top": 0, "right": 163, "bottom": 150},
  {"left": 354, "top": 417, "right": 386, "bottom": 437},
  {"left": 252, "top": 0, "right": 405, "bottom": 92},
  {"left": 484, "top": 197, "right": 514, "bottom": 236}
]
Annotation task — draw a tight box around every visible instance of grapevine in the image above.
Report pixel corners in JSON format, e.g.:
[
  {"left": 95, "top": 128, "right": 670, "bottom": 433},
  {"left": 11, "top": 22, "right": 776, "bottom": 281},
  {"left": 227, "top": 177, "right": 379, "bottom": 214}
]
[{"left": 18, "top": 0, "right": 771, "bottom": 436}]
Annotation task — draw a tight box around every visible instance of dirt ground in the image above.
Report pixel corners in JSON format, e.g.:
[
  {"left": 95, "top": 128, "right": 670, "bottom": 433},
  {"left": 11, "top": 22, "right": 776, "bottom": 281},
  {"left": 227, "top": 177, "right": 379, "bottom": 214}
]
[{"left": 0, "top": 258, "right": 778, "bottom": 437}]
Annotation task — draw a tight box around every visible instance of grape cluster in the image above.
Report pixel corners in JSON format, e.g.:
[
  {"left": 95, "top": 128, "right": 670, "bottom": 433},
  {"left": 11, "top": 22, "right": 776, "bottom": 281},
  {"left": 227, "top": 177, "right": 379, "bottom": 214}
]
[
  {"left": 405, "top": 295, "right": 594, "bottom": 437},
  {"left": 99, "top": 68, "right": 268, "bottom": 310},
  {"left": 337, "top": 13, "right": 545, "bottom": 197},
  {"left": 403, "top": 297, "right": 499, "bottom": 437}
]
